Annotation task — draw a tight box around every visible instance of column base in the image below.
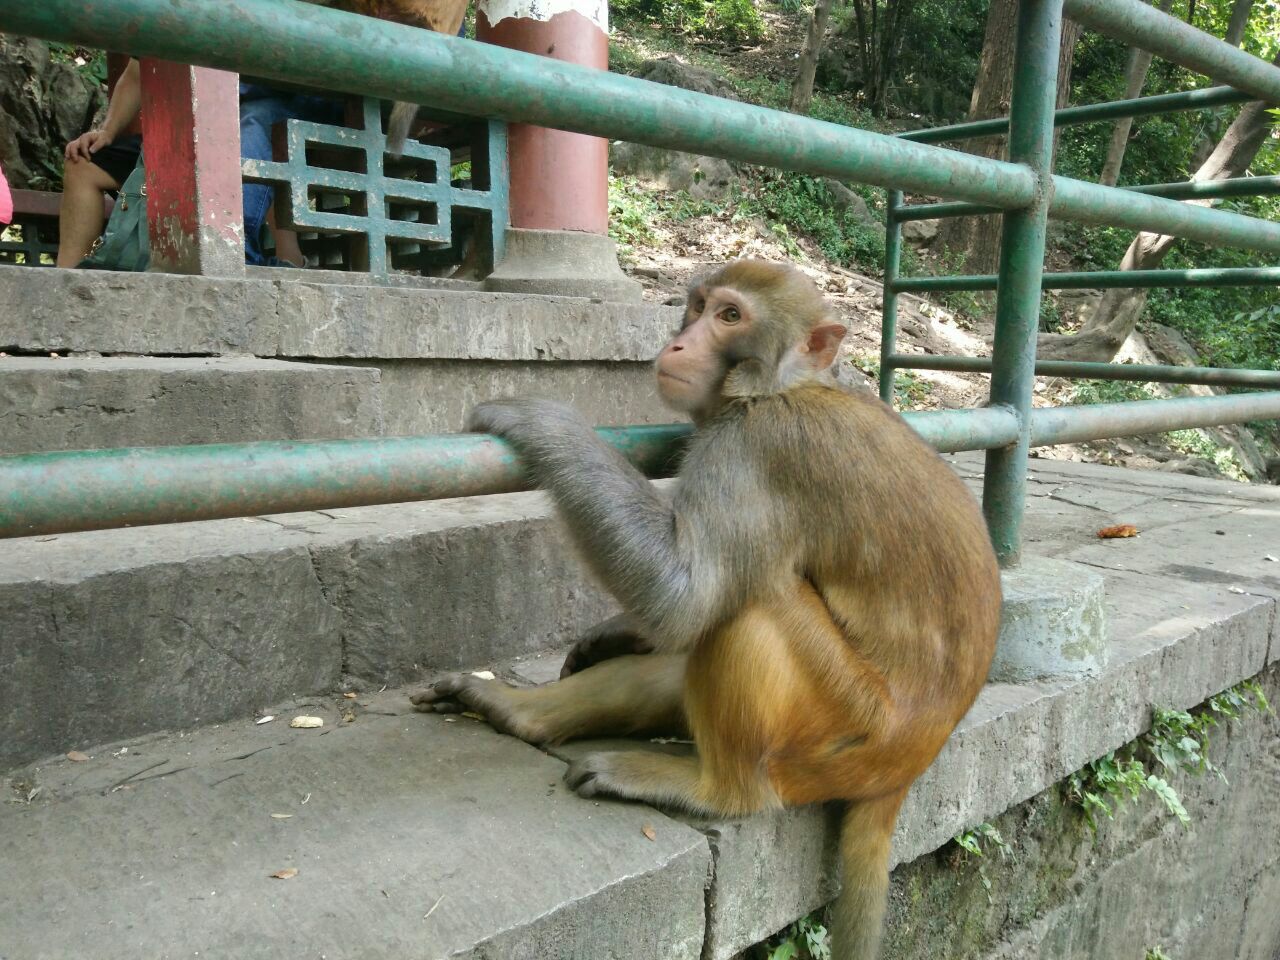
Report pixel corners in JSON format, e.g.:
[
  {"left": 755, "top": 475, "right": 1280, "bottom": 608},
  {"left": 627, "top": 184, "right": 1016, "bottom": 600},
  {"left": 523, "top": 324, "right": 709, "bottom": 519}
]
[
  {"left": 483, "top": 228, "right": 643, "bottom": 303},
  {"left": 992, "top": 557, "right": 1107, "bottom": 682}
]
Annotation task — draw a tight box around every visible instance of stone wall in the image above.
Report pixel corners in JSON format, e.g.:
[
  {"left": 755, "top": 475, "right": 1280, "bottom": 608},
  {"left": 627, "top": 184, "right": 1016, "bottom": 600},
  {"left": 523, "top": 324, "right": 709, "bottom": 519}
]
[{"left": 879, "top": 663, "right": 1280, "bottom": 960}]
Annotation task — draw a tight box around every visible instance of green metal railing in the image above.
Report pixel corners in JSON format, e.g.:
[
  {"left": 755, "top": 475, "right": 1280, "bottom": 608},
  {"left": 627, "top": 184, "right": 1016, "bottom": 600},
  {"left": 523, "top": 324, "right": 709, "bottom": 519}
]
[{"left": 1, "top": 0, "right": 1278, "bottom": 565}]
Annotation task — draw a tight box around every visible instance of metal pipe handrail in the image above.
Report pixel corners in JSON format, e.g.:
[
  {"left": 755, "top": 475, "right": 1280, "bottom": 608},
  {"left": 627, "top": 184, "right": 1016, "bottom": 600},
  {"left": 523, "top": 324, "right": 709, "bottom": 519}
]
[
  {"left": 1064, "top": 0, "right": 1280, "bottom": 103},
  {"left": 891, "top": 266, "right": 1280, "bottom": 292},
  {"left": 886, "top": 355, "right": 1280, "bottom": 389},
  {"left": 5, "top": 391, "right": 1279, "bottom": 540},
  {"left": 0, "top": 409, "right": 1020, "bottom": 539},
  {"left": 898, "top": 85, "right": 1252, "bottom": 145},
  {"left": 4, "top": 0, "right": 1280, "bottom": 253},
  {"left": 897, "top": 176, "right": 1280, "bottom": 221}
]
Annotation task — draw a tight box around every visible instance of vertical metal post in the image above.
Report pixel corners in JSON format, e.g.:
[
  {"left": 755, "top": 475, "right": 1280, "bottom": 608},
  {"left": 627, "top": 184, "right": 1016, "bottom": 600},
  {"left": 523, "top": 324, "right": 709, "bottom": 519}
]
[
  {"left": 138, "top": 60, "right": 245, "bottom": 276},
  {"left": 879, "top": 188, "right": 904, "bottom": 405},
  {"left": 982, "top": 0, "right": 1062, "bottom": 566}
]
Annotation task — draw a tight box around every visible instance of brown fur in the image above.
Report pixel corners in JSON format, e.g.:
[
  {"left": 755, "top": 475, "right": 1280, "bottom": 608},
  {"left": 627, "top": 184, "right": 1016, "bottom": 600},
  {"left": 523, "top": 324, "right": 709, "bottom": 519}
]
[{"left": 412, "top": 259, "right": 1001, "bottom": 959}]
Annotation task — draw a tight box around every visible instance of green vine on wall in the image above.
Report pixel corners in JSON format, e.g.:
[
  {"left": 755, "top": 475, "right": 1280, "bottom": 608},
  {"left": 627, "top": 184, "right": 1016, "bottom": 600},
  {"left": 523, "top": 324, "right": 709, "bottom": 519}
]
[{"left": 1066, "top": 680, "right": 1271, "bottom": 832}]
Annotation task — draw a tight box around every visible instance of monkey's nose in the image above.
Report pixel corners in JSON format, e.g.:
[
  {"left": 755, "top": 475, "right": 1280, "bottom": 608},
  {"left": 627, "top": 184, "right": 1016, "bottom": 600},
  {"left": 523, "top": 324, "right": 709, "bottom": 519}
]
[{"left": 669, "top": 344, "right": 684, "bottom": 352}]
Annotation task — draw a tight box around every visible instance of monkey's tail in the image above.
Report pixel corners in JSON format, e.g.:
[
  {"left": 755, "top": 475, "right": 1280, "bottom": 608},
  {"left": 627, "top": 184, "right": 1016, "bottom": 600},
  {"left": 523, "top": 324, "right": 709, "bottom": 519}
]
[
  {"left": 386, "top": 101, "right": 420, "bottom": 157},
  {"left": 830, "top": 791, "right": 907, "bottom": 960}
]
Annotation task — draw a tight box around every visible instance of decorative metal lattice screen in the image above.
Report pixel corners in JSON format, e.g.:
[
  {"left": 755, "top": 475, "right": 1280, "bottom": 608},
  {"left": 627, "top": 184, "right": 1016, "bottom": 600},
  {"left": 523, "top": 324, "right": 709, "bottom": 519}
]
[{"left": 242, "top": 97, "right": 507, "bottom": 276}]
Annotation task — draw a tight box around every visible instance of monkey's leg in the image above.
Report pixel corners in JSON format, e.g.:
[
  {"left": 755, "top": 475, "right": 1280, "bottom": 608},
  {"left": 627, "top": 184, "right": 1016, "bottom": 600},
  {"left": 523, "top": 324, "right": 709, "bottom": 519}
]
[
  {"left": 410, "top": 653, "right": 687, "bottom": 745},
  {"left": 565, "top": 606, "right": 801, "bottom": 819}
]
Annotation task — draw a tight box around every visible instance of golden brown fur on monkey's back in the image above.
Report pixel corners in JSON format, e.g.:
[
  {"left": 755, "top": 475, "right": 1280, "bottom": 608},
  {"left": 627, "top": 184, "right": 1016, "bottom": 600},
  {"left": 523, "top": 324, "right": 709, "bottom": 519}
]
[{"left": 732, "top": 379, "right": 1000, "bottom": 741}]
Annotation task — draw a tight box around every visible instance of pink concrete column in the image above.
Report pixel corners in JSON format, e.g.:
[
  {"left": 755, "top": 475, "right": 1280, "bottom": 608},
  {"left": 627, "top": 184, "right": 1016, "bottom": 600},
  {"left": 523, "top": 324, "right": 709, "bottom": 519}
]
[
  {"left": 138, "top": 60, "right": 244, "bottom": 276},
  {"left": 476, "top": 0, "right": 609, "bottom": 234}
]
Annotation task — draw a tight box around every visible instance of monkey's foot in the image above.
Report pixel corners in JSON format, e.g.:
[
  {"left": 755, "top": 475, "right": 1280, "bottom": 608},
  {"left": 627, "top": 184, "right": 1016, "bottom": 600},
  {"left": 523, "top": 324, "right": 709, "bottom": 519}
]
[
  {"left": 564, "top": 750, "right": 708, "bottom": 815},
  {"left": 409, "top": 675, "right": 548, "bottom": 744}
]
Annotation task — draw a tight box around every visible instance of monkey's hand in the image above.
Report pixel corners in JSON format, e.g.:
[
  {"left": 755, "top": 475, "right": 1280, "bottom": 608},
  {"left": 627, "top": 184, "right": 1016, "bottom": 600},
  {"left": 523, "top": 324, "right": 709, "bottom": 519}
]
[
  {"left": 466, "top": 398, "right": 587, "bottom": 447},
  {"left": 561, "top": 613, "right": 654, "bottom": 678}
]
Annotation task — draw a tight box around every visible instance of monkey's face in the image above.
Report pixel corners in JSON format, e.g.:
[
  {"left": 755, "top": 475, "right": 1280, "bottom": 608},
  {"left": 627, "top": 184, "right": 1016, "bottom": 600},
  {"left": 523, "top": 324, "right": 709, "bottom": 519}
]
[{"left": 656, "top": 284, "right": 757, "bottom": 416}]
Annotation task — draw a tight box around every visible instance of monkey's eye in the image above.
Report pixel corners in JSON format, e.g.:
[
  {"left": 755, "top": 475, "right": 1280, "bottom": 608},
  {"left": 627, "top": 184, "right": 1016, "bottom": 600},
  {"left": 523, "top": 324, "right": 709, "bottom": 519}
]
[
  {"left": 721, "top": 306, "right": 742, "bottom": 324},
  {"left": 692, "top": 298, "right": 706, "bottom": 313}
]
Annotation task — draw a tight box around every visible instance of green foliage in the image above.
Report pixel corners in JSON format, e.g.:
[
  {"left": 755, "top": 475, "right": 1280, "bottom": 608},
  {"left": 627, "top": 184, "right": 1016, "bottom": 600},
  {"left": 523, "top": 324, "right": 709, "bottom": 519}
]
[
  {"left": 850, "top": 354, "right": 933, "bottom": 407},
  {"left": 735, "top": 173, "right": 886, "bottom": 273},
  {"left": 607, "top": 176, "right": 662, "bottom": 254},
  {"left": 950, "top": 822, "right": 1011, "bottom": 899},
  {"left": 612, "top": 0, "right": 765, "bottom": 42},
  {"left": 1145, "top": 948, "right": 1174, "bottom": 960},
  {"left": 1065, "top": 679, "right": 1272, "bottom": 832},
  {"left": 753, "top": 913, "right": 831, "bottom": 960},
  {"left": 48, "top": 42, "right": 107, "bottom": 84}
]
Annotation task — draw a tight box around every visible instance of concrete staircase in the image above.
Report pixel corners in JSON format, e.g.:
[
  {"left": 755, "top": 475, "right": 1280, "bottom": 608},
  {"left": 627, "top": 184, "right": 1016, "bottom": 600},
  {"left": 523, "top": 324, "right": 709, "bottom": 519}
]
[{"left": 3, "top": 264, "right": 1280, "bottom": 958}]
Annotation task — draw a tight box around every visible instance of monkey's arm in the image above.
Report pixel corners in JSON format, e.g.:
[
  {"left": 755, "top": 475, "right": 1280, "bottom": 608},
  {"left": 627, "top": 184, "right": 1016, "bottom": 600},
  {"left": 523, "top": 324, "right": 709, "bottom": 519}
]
[{"left": 467, "top": 399, "right": 775, "bottom": 648}]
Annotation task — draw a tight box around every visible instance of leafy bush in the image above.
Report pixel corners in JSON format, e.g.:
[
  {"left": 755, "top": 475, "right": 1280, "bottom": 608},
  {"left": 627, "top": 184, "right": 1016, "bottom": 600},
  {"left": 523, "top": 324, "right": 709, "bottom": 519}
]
[
  {"left": 736, "top": 173, "right": 886, "bottom": 273},
  {"left": 612, "top": 0, "right": 765, "bottom": 42}
]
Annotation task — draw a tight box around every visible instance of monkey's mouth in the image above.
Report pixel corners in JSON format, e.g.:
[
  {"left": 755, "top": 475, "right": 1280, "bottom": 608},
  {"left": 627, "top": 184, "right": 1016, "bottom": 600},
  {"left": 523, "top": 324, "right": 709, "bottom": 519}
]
[{"left": 658, "top": 370, "right": 691, "bottom": 385}]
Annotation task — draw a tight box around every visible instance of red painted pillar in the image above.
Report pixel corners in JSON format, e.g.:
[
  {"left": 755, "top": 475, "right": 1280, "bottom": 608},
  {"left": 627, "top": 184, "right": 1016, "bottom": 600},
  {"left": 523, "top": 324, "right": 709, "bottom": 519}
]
[
  {"left": 476, "top": 0, "right": 609, "bottom": 234},
  {"left": 138, "top": 60, "right": 244, "bottom": 276}
]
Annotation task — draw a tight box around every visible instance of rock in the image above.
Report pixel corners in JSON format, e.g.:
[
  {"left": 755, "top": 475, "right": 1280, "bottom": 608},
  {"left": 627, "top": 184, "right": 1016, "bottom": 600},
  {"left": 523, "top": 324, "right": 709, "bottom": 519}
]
[
  {"left": 822, "top": 179, "right": 883, "bottom": 231},
  {"left": 0, "top": 35, "right": 106, "bottom": 189},
  {"left": 611, "top": 141, "right": 736, "bottom": 200},
  {"left": 1155, "top": 457, "right": 1222, "bottom": 479},
  {"left": 900, "top": 219, "right": 939, "bottom": 244},
  {"left": 1266, "top": 457, "right": 1280, "bottom": 484},
  {"left": 635, "top": 56, "right": 740, "bottom": 101}
]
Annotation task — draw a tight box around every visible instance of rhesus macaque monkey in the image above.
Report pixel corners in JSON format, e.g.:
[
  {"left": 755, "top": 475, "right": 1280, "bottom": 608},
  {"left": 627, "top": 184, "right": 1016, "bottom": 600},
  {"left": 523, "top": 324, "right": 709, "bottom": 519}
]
[
  {"left": 412, "top": 260, "right": 1001, "bottom": 959},
  {"left": 303, "top": 0, "right": 469, "bottom": 153}
]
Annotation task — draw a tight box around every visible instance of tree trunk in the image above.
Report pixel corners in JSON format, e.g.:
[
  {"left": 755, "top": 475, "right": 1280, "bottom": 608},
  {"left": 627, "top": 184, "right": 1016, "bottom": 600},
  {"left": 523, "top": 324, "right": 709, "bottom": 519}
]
[
  {"left": 1099, "top": 0, "right": 1175, "bottom": 187},
  {"left": 790, "top": 0, "right": 836, "bottom": 115},
  {"left": 1039, "top": 92, "right": 1279, "bottom": 363},
  {"left": 1224, "top": 0, "right": 1255, "bottom": 47},
  {"left": 937, "top": 7, "right": 1080, "bottom": 275}
]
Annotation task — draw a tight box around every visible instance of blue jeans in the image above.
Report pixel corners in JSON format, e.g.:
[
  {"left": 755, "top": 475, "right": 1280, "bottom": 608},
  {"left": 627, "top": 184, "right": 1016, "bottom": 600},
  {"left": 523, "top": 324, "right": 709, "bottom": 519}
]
[{"left": 239, "top": 85, "right": 344, "bottom": 265}]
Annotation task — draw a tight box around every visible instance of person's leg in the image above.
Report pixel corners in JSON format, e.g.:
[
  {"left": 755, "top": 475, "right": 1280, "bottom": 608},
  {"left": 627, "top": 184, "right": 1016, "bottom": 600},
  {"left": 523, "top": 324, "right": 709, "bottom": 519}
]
[
  {"left": 238, "top": 96, "right": 282, "bottom": 266},
  {"left": 56, "top": 159, "right": 119, "bottom": 267},
  {"left": 239, "top": 94, "right": 344, "bottom": 265}
]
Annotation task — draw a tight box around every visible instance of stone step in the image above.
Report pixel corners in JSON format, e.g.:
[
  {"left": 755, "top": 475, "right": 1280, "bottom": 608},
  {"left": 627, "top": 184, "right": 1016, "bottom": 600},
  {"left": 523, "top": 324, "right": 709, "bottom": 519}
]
[
  {"left": 0, "top": 356, "right": 384, "bottom": 454},
  {"left": 0, "top": 265, "right": 678, "bottom": 436},
  {"left": 5, "top": 453, "right": 1280, "bottom": 776},
  {"left": 2, "top": 550, "right": 1275, "bottom": 960}
]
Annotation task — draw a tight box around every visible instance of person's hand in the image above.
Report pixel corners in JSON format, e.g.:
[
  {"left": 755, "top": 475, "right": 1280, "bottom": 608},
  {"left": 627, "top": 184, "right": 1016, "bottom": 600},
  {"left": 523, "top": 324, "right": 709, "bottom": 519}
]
[{"left": 65, "top": 129, "right": 114, "bottom": 163}]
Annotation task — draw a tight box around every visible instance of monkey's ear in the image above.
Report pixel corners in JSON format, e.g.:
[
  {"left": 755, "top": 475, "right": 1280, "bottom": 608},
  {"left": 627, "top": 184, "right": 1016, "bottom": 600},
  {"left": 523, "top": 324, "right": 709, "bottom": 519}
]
[{"left": 805, "top": 324, "right": 848, "bottom": 370}]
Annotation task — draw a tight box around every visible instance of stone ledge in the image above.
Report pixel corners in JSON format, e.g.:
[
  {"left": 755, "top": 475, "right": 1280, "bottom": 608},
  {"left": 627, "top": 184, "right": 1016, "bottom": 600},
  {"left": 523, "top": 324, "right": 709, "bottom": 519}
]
[
  {"left": 0, "top": 264, "right": 678, "bottom": 361},
  {"left": 0, "top": 356, "right": 385, "bottom": 454},
  {"left": 0, "top": 705, "right": 710, "bottom": 960}
]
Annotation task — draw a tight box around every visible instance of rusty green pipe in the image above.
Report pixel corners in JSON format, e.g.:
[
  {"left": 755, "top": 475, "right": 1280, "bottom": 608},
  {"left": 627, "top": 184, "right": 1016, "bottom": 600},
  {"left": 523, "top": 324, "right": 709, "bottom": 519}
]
[
  {"left": 893, "top": 266, "right": 1280, "bottom": 292},
  {"left": 5, "top": 1, "right": 1280, "bottom": 252},
  {"left": 898, "top": 176, "right": 1280, "bottom": 221},
  {"left": 0, "top": 410, "right": 1020, "bottom": 539},
  {"left": 1063, "top": 0, "right": 1280, "bottom": 103},
  {"left": 1030, "top": 392, "right": 1280, "bottom": 446},
  {"left": 888, "top": 354, "right": 1280, "bottom": 389},
  {"left": 899, "top": 84, "right": 1251, "bottom": 145}
]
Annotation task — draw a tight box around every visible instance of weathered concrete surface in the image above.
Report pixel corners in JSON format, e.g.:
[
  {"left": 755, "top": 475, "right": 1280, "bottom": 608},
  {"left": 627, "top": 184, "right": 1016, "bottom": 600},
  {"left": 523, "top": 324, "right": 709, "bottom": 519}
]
[
  {"left": 0, "top": 700, "right": 710, "bottom": 960},
  {"left": 0, "top": 356, "right": 384, "bottom": 453},
  {"left": 991, "top": 556, "right": 1107, "bottom": 682},
  {"left": 880, "top": 662, "right": 1280, "bottom": 960},
  {"left": 2, "top": 459, "right": 1279, "bottom": 959},
  {"left": 0, "top": 523, "right": 343, "bottom": 772},
  {"left": 0, "top": 264, "right": 677, "bottom": 360},
  {"left": 353, "top": 359, "right": 674, "bottom": 434},
  {"left": 0, "top": 491, "right": 617, "bottom": 771},
  {"left": 483, "top": 227, "right": 644, "bottom": 302}
]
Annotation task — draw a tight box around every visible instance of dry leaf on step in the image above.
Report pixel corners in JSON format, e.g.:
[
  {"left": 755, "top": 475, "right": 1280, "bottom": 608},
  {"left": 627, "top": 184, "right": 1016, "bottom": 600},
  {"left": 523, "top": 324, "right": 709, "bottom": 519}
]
[
  {"left": 290, "top": 716, "right": 324, "bottom": 729},
  {"left": 1096, "top": 524, "right": 1138, "bottom": 539},
  {"left": 642, "top": 824, "right": 657, "bottom": 841},
  {"left": 271, "top": 868, "right": 299, "bottom": 880},
  {"left": 66, "top": 751, "right": 90, "bottom": 762}
]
